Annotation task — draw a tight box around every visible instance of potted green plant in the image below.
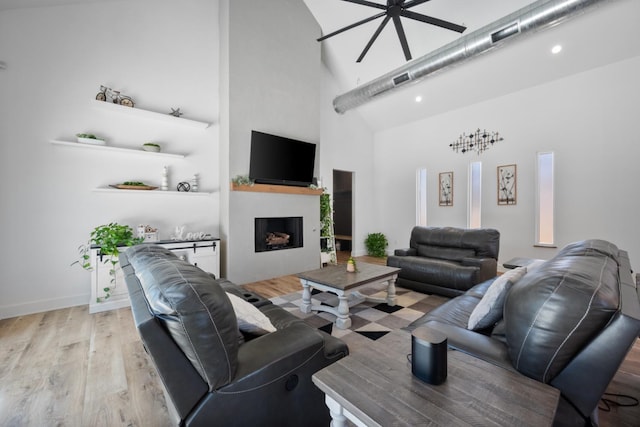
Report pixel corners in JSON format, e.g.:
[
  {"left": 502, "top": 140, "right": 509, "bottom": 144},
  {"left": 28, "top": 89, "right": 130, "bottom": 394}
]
[
  {"left": 364, "top": 232, "right": 388, "bottom": 258},
  {"left": 231, "top": 174, "right": 254, "bottom": 186},
  {"left": 319, "top": 191, "right": 337, "bottom": 264},
  {"left": 320, "top": 192, "right": 332, "bottom": 240},
  {"left": 74, "top": 222, "right": 143, "bottom": 302},
  {"left": 142, "top": 142, "right": 161, "bottom": 152}
]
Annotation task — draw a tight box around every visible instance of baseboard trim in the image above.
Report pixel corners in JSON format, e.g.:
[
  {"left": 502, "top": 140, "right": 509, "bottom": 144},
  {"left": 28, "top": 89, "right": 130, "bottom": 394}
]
[{"left": 0, "top": 294, "right": 89, "bottom": 320}]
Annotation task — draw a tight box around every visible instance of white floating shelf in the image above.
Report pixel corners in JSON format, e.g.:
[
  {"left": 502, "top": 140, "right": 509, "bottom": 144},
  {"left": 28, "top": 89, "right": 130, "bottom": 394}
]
[
  {"left": 50, "top": 139, "right": 185, "bottom": 159},
  {"left": 93, "top": 187, "right": 213, "bottom": 196},
  {"left": 91, "top": 99, "right": 211, "bottom": 129}
]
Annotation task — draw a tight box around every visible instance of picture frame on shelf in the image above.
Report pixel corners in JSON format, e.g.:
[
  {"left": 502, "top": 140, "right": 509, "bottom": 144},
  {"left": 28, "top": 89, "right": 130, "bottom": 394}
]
[
  {"left": 439, "top": 172, "right": 453, "bottom": 206},
  {"left": 497, "top": 164, "right": 517, "bottom": 205}
]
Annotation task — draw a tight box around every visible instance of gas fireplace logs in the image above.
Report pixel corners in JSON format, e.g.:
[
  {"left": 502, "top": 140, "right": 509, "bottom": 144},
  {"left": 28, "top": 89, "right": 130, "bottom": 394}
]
[{"left": 265, "top": 232, "right": 290, "bottom": 246}]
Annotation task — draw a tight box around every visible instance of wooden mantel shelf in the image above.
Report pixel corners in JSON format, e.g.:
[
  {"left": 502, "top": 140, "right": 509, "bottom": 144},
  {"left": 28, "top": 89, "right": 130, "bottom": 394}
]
[{"left": 231, "top": 183, "right": 323, "bottom": 196}]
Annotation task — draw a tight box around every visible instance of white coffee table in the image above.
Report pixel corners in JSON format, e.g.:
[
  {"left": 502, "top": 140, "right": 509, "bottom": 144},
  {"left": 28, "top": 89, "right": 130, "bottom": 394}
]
[{"left": 297, "top": 263, "right": 400, "bottom": 329}]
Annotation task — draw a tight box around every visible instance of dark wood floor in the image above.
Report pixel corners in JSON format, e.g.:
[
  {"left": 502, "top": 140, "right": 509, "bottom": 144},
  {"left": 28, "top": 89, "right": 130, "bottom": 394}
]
[{"left": 0, "top": 252, "right": 637, "bottom": 426}]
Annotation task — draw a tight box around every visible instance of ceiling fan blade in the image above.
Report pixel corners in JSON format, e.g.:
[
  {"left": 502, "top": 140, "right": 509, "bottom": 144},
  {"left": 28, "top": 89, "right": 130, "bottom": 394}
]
[
  {"left": 341, "top": 0, "right": 387, "bottom": 11},
  {"left": 392, "top": 15, "right": 412, "bottom": 61},
  {"left": 402, "top": 0, "right": 432, "bottom": 8},
  {"left": 317, "top": 11, "right": 387, "bottom": 41},
  {"left": 401, "top": 9, "right": 466, "bottom": 33},
  {"left": 357, "top": 15, "right": 391, "bottom": 62}
]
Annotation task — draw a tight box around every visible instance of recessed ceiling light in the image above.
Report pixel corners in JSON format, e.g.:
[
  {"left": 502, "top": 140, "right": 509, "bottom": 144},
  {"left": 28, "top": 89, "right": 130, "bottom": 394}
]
[
  {"left": 551, "top": 45, "right": 562, "bottom": 54},
  {"left": 415, "top": 95, "right": 423, "bottom": 103}
]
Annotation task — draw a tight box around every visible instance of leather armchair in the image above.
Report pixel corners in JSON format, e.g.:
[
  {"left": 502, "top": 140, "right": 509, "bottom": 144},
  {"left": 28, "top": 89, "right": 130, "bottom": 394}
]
[
  {"left": 387, "top": 226, "right": 500, "bottom": 297},
  {"left": 120, "top": 244, "right": 348, "bottom": 427}
]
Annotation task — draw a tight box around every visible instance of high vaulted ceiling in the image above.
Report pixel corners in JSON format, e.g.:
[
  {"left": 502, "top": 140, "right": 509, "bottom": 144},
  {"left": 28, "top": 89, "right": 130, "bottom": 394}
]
[
  {"left": 305, "top": 0, "right": 640, "bottom": 131},
  {"left": 2, "top": 0, "right": 639, "bottom": 131}
]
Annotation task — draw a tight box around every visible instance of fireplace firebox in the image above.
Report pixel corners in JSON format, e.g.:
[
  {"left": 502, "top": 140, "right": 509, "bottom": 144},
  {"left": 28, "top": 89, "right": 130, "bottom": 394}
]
[{"left": 255, "top": 217, "right": 303, "bottom": 252}]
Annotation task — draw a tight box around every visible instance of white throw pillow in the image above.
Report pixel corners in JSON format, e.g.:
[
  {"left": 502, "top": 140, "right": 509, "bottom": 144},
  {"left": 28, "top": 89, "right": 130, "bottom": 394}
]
[
  {"left": 226, "top": 292, "right": 277, "bottom": 335},
  {"left": 467, "top": 267, "right": 528, "bottom": 331}
]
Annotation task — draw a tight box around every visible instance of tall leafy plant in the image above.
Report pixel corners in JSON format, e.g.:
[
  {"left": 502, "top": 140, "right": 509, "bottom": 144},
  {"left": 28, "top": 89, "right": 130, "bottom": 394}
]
[
  {"left": 319, "top": 191, "right": 337, "bottom": 264},
  {"left": 74, "top": 222, "right": 143, "bottom": 302},
  {"left": 320, "top": 192, "right": 333, "bottom": 240}
]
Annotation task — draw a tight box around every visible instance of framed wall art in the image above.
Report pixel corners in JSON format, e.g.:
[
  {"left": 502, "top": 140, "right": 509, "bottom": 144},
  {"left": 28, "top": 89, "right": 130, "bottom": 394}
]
[
  {"left": 497, "top": 164, "right": 517, "bottom": 205},
  {"left": 439, "top": 172, "right": 453, "bottom": 206}
]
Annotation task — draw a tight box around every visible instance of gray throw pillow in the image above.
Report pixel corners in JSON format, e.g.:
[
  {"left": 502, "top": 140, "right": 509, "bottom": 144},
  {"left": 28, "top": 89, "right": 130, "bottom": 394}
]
[{"left": 468, "top": 267, "right": 527, "bottom": 330}]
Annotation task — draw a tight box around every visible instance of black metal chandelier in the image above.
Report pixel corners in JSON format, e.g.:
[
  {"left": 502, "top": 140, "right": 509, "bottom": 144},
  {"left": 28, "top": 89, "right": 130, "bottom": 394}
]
[{"left": 450, "top": 129, "right": 504, "bottom": 155}]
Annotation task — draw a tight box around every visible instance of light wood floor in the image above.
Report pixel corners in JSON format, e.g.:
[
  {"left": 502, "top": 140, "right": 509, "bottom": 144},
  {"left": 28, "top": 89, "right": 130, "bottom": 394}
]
[{"left": 1, "top": 253, "right": 638, "bottom": 426}]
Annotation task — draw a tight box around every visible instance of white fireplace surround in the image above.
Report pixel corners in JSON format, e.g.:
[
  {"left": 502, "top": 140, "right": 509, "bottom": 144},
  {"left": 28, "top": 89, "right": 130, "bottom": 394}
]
[{"left": 227, "top": 191, "right": 320, "bottom": 284}]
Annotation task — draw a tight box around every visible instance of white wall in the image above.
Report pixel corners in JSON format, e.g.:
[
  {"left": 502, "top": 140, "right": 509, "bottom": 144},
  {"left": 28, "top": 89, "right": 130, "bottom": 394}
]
[
  {"left": 374, "top": 55, "right": 640, "bottom": 267},
  {"left": 0, "top": 0, "right": 220, "bottom": 318},
  {"left": 220, "top": 0, "right": 322, "bottom": 283},
  {"left": 319, "top": 65, "right": 376, "bottom": 257}
]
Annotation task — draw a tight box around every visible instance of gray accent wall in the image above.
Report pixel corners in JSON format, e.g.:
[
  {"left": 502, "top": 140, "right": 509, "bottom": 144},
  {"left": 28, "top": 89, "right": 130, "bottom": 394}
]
[{"left": 220, "top": 0, "right": 322, "bottom": 283}]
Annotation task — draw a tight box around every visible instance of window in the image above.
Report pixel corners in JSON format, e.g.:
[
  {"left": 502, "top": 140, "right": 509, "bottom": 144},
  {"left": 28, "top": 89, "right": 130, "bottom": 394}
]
[
  {"left": 416, "top": 168, "right": 427, "bottom": 226},
  {"left": 468, "top": 161, "right": 482, "bottom": 228},
  {"left": 536, "top": 152, "right": 555, "bottom": 246}
]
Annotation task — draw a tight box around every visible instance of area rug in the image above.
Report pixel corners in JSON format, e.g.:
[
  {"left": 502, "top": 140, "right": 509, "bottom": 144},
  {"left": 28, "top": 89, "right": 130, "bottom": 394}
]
[{"left": 270, "top": 285, "right": 442, "bottom": 351}]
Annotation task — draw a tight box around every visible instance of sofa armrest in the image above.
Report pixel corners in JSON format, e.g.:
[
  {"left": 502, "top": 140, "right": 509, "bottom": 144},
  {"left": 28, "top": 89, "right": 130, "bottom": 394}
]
[
  {"left": 461, "top": 257, "right": 497, "bottom": 282},
  {"left": 421, "top": 320, "right": 514, "bottom": 372},
  {"left": 220, "top": 323, "right": 347, "bottom": 394},
  {"left": 394, "top": 248, "right": 416, "bottom": 256}
]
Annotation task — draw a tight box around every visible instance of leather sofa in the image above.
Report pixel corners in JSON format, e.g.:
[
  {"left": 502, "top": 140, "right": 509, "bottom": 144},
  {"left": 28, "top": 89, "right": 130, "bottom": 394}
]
[
  {"left": 407, "top": 239, "right": 640, "bottom": 426},
  {"left": 120, "top": 244, "right": 348, "bottom": 427},
  {"left": 387, "top": 226, "right": 500, "bottom": 297}
]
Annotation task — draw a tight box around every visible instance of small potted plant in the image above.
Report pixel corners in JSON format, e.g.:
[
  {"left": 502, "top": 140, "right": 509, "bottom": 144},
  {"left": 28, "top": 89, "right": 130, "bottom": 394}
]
[
  {"left": 74, "top": 222, "right": 143, "bottom": 302},
  {"left": 142, "top": 142, "right": 161, "bottom": 152},
  {"left": 76, "top": 133, "right": 106, "bottom": 145},
  {"left": 346, "top": 256, "right": 357, "bottom": 272},
  {"left": 231, "top": 174, "right": 254, "bottom": 187},
  {"left": 364, "top": 232, "right": 388, "bottom": 258}
]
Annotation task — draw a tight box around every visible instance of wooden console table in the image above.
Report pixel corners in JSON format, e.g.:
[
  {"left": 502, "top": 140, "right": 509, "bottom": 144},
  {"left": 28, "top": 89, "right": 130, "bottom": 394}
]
[{"left": 312, "top": 329, "right": 560, "bottom": 426}]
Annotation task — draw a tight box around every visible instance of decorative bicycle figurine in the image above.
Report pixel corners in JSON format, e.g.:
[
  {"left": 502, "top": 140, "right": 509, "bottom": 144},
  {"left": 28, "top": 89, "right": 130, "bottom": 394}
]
[{"left": 96, "top": 85, "right": 135, "bottom": 107}]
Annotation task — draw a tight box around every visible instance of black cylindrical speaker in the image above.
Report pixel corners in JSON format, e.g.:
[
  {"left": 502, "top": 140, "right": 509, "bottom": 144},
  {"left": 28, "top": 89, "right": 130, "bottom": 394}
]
[{"left": 411, "top": 326, "right": 447, "bottom": 385}]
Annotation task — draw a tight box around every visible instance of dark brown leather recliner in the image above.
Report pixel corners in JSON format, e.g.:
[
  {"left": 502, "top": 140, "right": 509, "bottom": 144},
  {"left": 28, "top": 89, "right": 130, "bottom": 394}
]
[
  {"left": 387, "top": 226, "right": 500, "bottom": 297},
  {"left": 409, "top": 239, "right": 640, "bottom": 426},
  {"left": 120, "top": 244, "right": 348, "bottom": 427}
]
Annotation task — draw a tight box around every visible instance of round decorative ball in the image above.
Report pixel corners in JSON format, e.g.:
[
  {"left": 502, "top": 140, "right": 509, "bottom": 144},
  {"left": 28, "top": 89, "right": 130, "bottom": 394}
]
[{"left": 177, "top": 182, "right": 191, "bottom": 192}]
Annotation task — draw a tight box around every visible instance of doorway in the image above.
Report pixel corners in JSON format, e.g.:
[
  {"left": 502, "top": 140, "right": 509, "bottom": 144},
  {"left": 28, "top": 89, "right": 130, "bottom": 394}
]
[{"left": 333, "top": 170, "right": 353, "bottom": 260}]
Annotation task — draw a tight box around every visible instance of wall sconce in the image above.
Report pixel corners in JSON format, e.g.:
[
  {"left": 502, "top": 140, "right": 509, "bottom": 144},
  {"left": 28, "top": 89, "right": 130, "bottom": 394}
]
[
  {"left": 0, "top": 61, "right": 6, "bottom": 70},
  {"left": 450, "top": 129, "right": 504, "bottom": 155}
]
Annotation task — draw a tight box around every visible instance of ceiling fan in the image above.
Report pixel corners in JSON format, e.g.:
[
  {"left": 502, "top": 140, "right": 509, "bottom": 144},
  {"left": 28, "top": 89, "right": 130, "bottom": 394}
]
[{"left": 318, "top": 0, "right": 467, "bottom": 63}]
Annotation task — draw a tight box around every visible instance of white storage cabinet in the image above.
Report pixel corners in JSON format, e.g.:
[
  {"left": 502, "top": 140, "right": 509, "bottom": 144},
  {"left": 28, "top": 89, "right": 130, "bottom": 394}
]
[{"left": 89, "top": 239, "right": 220, "bottom": 313}]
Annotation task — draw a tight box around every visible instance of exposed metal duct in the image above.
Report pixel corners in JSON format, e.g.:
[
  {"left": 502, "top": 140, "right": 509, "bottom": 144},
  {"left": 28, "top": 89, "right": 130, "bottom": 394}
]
[{"left": 333, "top": 0, "right": 608, "bottom": 114}]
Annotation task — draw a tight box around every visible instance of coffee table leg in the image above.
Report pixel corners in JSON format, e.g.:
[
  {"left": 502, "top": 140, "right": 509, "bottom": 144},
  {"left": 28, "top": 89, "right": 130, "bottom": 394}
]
[
  {"left": 325, "top": 395, "right": 347, "bottom": 427},
  {"left": 300, "top": 279, "right": 312, "bottom": 314},
  {"left": 386, "top": 276, "right": 397, "bottom": 306},
  {"left": 335, "top": 294, "right": 351, "bottom": 329}
]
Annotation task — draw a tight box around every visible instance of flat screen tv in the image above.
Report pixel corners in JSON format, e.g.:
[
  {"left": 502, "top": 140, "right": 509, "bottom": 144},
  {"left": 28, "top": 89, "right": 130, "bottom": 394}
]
[{"left": 249, "top": 130, "right": 316, "bottom": 187}]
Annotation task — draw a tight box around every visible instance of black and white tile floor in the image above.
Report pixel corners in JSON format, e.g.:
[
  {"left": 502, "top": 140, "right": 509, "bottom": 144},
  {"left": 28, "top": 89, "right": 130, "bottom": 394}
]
[{"left": 271, "top": 286, "right": 433, "bottom": 344}]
